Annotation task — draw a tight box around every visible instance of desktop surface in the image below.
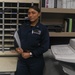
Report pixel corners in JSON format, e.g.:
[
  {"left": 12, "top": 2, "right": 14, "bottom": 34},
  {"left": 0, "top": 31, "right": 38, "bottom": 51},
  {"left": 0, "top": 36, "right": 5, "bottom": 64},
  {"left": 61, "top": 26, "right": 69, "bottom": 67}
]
[{"left": 0, "top": 57, "right": 18, "bottom": 72}]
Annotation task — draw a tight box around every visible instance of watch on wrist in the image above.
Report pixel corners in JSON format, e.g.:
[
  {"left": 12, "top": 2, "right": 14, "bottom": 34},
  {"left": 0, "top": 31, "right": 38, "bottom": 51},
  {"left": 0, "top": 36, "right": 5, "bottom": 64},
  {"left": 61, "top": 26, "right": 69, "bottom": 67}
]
[{"left": 30, "top": 52, "right": 32, "bottom": 57}]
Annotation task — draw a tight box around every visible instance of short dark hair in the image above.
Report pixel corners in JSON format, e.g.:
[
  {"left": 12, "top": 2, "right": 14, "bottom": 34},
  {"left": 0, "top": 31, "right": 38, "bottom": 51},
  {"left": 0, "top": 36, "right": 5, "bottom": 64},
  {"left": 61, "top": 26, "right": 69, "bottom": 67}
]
[{"left": 29, "top": 6, "right": 41, "bottom": 13}]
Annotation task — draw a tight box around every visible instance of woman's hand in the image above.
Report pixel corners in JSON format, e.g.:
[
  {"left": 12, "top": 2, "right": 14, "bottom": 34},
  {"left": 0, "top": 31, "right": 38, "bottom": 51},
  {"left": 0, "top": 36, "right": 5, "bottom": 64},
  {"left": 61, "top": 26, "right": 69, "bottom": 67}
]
[
  {"left": 22, "top": 52, "right": 30, "bottom": 59},
  {"left": 16, "top": 48, "right": 23, "bottom": 54},
  {"left": 16, "top": 48, "right": 31, "bottom": 59}
]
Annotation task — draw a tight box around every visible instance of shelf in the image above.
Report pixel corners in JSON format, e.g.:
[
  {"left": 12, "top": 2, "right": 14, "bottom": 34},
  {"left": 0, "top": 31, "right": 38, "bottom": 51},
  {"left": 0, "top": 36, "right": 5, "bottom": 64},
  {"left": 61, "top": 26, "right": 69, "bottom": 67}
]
[
  {"left": 0, "top": 39, "right": 2, "bottom": 41},
  {"left": 4, "top": 39, "right": 14, "bottom": 42},
  {"left": 4, "top": 34, "right": 13, "bottom": 36},
  {"left": 41, "top": 7, "right": 75, "bottom": 38},
  {"left": 19, "top": 13, "right": 28, "bottom": 14},
  {"left": 4, "top": 12, "right": 17, "bottom": 14},
  {"left": 0, "top": 23, "right": 3, "bottom": 25},
  {"left": 4, "top": 7, "right": 17, "bottom": 8},
  {"left": 0, "top": 1, "right": 39, "bottom": 52},
  {"left": 41, "top": 8, "right": 75, "bottom": 14},
  {"left": 0, "top": 35, "right": 3, "bottom": 36},
  {"left": 19, "top": 7, "right": 29, "bottom": 9},
  {"left": 0, "top": 51, "right": 18, "bottom": 56},
  {"left": 0, "top": 28, "right": 3, "bottom": 30},
  {"left": 4, "top": 18, "right": 17, "bottom": 20},
  {"left": 49, "top": 32, "right": 75, "bottom": 37},
  {"left": 0, "top": 0, "right": 39, "bottom": 3},
  {"left": 19, "top": 18, "right": 24, "bottom": 20},
  {"left": 0, "top": 18, "right": 3, "bottom": 19},
  {"left": 4, "top": 23, "right": 17, "bottom": 25},
  {"left": 4, "top": 45, "right": 14, "bottom": 47},
  {"left": 4, "top": 29, "right": 16, "bottom": 31},
  {"left": 0, "top": 45, "right": 2, "bottom": 47}
]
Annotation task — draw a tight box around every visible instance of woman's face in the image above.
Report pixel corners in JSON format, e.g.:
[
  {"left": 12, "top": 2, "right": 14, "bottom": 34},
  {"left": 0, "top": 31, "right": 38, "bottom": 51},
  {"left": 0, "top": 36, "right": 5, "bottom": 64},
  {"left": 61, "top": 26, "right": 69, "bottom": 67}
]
[{"left": 28, "top": 8, "right": 40, "bottom": 23}]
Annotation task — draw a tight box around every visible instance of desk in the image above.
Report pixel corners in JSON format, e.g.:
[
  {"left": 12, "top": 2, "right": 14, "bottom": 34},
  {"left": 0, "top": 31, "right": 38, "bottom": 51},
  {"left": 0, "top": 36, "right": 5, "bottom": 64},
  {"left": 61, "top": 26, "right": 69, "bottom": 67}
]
[
  {"left": 0, "top": 51, "right": 18, "bottom": 75},
  {"left": 0, "top": 50, "right": 18, "bottom": 56},
  {"left": 0, "top": 57, "right": 18, "bottom": 75}
]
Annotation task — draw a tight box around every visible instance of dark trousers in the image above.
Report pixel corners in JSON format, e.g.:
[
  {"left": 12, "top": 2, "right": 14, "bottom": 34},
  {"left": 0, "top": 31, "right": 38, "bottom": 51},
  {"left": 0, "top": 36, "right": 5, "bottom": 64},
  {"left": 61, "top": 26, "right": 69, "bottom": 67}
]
[{"left": 15, "top": 56, "right": 45, "bottom": 75}]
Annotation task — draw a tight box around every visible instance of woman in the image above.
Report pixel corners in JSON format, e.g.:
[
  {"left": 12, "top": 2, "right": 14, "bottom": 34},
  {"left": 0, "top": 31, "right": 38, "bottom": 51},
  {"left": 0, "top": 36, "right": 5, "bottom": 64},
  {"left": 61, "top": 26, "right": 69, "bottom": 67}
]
[{"left": 14, "top": 6, "right": 50, "bottom": 75}]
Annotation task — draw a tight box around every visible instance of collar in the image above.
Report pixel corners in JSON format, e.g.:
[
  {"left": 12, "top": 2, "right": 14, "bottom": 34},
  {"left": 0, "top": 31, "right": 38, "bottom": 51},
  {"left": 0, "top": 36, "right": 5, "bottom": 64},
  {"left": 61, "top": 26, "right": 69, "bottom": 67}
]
[{"left": 30, "top": 21, "right": 40, "bottom": 28}]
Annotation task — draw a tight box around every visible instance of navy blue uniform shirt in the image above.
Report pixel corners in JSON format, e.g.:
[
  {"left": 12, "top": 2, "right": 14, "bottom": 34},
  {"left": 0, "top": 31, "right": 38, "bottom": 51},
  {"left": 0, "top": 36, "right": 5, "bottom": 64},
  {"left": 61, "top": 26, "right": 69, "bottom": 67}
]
[{"left": 14, "top": 21, "right": 50, "bottom": 57}]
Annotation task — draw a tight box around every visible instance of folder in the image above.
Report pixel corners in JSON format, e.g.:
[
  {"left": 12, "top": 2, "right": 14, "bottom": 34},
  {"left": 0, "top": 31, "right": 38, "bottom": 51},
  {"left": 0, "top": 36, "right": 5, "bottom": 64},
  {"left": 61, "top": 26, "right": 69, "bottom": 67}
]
[{"left": 14, "top": 31, "right": 21, "bottom": 48}]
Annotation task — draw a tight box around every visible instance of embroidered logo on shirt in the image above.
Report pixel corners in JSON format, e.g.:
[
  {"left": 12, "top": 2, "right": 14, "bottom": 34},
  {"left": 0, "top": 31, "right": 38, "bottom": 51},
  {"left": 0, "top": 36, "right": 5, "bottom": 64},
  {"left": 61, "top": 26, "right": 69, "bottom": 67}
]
[{"left": 32, "top": 29, "right": 41, "bottom": 35}]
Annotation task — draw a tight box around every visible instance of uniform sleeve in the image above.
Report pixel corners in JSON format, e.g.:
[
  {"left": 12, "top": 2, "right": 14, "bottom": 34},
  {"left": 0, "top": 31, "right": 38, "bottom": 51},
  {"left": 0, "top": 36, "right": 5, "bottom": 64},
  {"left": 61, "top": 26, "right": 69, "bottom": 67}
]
[{"left": 32, "top": 27, "right": 50, "bottom": 57}]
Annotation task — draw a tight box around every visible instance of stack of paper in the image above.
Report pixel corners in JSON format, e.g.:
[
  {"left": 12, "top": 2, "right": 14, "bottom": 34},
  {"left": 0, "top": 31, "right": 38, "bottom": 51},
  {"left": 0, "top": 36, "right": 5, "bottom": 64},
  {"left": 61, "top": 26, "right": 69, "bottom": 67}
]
[{"left": 51, "top": 38, "right": 75, "bottom": 63}]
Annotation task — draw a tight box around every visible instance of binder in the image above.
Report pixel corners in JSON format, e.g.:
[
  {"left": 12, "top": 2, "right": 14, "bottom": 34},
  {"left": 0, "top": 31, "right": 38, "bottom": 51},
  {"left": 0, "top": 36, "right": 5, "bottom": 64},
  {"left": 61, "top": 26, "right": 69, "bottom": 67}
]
[
  {"left": 72, "top": 19, "right": 75, "bottom": 32},
  {"left": 54, "top": 0, "right": 57, "bottom": 8},
  {"left": 68, "top": 18, "right": 72, "bottom": 32}
]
